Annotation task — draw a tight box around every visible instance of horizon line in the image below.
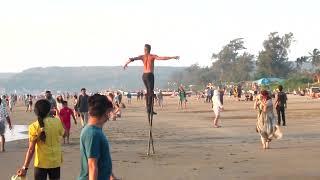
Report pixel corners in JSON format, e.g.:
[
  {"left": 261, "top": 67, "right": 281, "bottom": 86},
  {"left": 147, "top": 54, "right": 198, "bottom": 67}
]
[{"left": 0, "top": 65, "right": 190, "bottom": 73}]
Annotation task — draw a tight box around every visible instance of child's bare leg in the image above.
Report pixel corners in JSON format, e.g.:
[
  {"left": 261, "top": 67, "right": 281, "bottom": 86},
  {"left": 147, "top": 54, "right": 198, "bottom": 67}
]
[
  {"left": 213, "top": 114, "right": 220, "bottom": 127},
  {"left": 67, "top": 133, "right": 70, "bottom": 144},
  {"left": 0, "top": 135, "right": 5, "bottom": 152},
  {"left": 260, "top": 137, "right": 266, "bottom": 149}
]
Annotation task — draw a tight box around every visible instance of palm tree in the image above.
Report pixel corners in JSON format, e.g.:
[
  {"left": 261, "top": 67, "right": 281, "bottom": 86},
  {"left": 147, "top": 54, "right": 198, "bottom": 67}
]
[
  {"left": 296, "top": 56, "right": 308, "bottom": 72},
  {"left": 309, "top": 48, "right": 320, "bottom": 67}
]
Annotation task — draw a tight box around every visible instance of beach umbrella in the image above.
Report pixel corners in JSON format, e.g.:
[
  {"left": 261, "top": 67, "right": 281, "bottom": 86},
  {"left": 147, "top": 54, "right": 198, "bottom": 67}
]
[{"left": 261, "top": 78, "right": 270, "bottom": 85}]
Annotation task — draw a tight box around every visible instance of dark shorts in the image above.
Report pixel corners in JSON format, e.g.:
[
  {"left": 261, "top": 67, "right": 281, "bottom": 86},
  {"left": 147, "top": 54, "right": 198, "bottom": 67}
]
[
  {"left": 34, "top": 167, "right": 60, "bottom": 180},
  {"left": 0, "top": 122, "right": 5, "bottom": 135}
]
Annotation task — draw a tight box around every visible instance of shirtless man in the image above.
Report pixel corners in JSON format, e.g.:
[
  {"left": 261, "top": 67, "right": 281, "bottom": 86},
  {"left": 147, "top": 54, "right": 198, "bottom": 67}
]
[{"left": 124, "top": 44, "right": 179, "bottom": 114}]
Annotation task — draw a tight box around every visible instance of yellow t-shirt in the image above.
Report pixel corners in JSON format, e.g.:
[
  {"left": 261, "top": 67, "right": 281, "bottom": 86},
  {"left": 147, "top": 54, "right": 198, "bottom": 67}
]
[{"left": 29, "top": 117, "right": 64, "bottom": 168}]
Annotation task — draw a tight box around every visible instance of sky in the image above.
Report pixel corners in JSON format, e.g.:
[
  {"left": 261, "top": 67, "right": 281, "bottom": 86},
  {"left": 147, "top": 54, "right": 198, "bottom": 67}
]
[{"left": 0, "top": 0, "right": 319, "bottom": 73}]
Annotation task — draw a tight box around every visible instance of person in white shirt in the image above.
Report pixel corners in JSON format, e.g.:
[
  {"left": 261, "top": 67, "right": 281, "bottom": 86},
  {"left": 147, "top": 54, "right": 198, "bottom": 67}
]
[{"left": 212, "top": 90, "right": 223, "bottom": 128}]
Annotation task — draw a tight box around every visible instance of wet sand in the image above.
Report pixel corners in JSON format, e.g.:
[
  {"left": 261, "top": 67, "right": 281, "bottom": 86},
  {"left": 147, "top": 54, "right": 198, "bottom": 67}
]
[{"left": 1, "top": 95, "right": 320, "bottom": 180}]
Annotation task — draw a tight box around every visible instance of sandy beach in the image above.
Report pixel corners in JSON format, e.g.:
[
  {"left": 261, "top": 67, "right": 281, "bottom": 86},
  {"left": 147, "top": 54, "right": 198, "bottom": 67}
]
[{"left": 1, "top": 95, "right": 320, "bottom": 180}]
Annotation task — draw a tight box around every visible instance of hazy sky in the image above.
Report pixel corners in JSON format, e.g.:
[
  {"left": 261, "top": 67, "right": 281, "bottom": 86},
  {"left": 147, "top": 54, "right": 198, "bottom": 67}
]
[{"left": 0, "top": 0, "right": 319, "bottom": 72}]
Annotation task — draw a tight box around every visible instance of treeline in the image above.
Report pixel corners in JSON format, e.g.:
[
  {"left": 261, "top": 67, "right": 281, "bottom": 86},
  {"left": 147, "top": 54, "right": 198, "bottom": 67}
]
[{"left": 171, "top": 32, "right": 320, "bottom": 87}]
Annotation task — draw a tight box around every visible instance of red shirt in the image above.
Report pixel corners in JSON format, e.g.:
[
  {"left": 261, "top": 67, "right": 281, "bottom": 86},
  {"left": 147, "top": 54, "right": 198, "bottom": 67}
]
[{"left": 59, "top": 107, "right": 74, "bottom": 129}]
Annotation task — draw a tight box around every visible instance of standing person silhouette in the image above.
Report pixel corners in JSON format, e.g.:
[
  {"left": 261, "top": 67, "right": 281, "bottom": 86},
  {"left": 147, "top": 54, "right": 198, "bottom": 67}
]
[{"left": 124, "top": 44, "right": 179, "bottom": 114}]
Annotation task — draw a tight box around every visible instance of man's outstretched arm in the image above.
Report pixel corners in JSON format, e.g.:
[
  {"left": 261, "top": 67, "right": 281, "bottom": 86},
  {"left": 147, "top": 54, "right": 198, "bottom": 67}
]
[
  {"left": 123, "top": 55, "right": 143, "bottom": 70},
  {"left": 155, "top": 55, "right": 180, "bottom": 60}
]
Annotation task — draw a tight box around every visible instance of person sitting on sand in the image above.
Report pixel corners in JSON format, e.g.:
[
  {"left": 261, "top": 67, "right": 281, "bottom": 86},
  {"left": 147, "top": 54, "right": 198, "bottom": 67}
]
[
  {"left": 256, "top": 90, "right": 282, "bottom": 149},
  {"left": 212, "top": 90, "right": 223, "bottom": 128}
]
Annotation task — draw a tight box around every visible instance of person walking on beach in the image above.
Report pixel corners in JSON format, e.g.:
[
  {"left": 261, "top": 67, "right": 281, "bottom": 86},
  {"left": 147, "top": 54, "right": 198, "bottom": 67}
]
[
  {"left": 219, "top": 88, "right": 225, "bottom": 105},
  {"left": 237, "top": 84, "right": 242, "bottom": 101},
  {"left": 212, "top": 90, "right": 223, "bottom": 128},
  {"left": 59, "top": 100, "right": 77, "bottom": 144},
  {"left": 17, "top": 99, "right": 65, "bottom": 179},
  {"left": 208, "top": 87, "right": 213, "bottom": 103},
  {"left": 45, "top": 90, "right": 57, "bottom": 117},
  {"left": 73, "top": 94, "right": 80, "bottom": 118},
  {"left": 56, "top": 95, "right": 64, "bottom": 113},
  {"left": 252, "top": 82, "right": 259, "bottom": 99},
  {"left": 275, "top": 85, "right": 287, "bottom": 126},
  {"left": 123, "top": 44, "right": 179, "bottom": 114},
  {"left": 25, "top": 94, "right": 33, "bottom": 112},
  {"left": 77, "top": 88, "right": 89, "bottom": 127},
  {"left": 9, "top": 95, "right": 15, "bottom": 112},
  {"left": 79, "top": 94, "right": 118, "bottom": 180},
  {"left": 127, "top": 92, "right": 132, "bottom": 104},
  {"left": 0, "top": 97, "right": 12, "bottom": 152},
  {"left": 256, "top": 90, "right": 282, "bottom": 149},
  {"left": 178, "top": 85, "right": 187, "bottom": 109},
  {"left": 137, "top": 91, "right": 140, "bottom": 101},
  {"left": 157, "top": 90, "right": 164, "bottom": 108}
]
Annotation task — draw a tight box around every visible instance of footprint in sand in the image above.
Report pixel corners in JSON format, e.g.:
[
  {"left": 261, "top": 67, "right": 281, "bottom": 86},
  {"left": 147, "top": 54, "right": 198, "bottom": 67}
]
[
  {"left": 229, "top": 153, "right": 237, "bottom": 156},
  {"left": 218, "top": 167, "right": 224, "bottom": 170}
]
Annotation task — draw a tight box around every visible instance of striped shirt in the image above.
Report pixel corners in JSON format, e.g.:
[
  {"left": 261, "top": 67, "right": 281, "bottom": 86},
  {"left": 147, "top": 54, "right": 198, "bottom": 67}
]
[{"left": 0, "top": 103, "right": 9, "bottom": 123}]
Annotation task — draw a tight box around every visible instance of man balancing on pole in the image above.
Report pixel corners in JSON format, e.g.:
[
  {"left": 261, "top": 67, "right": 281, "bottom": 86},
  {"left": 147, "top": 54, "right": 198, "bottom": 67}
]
[{"left": 123, "top": 44, "right": 179, "bottom": 114}]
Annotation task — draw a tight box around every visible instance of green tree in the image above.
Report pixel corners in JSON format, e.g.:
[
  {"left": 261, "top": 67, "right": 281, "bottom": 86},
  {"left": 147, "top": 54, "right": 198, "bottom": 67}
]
[
  {"left": 256, "top": 32, "right": 294, "bottom": 78},
  {"left": 233, "top": 52, "right": 254, "bottom": 82},
  {"left": 309, "top": 48, "right": 320, "bottom": 67},
  {"left": 295, "top": 56, "right": 308, "bottom": 72},
  {"left": 211, "top": 38, "right": 253, "bottom": 82}
]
